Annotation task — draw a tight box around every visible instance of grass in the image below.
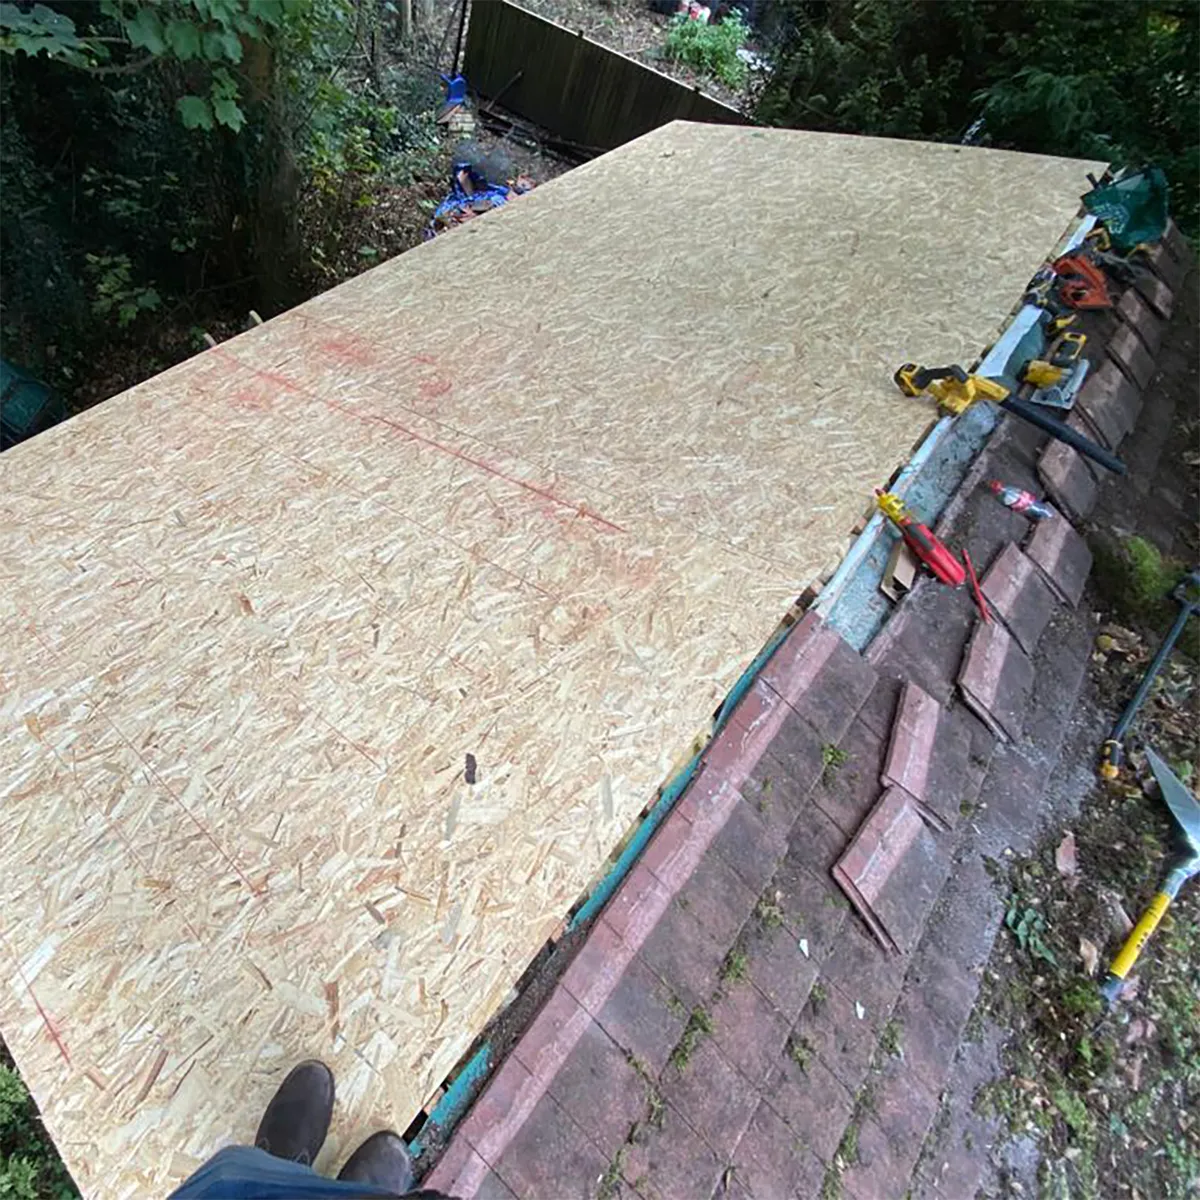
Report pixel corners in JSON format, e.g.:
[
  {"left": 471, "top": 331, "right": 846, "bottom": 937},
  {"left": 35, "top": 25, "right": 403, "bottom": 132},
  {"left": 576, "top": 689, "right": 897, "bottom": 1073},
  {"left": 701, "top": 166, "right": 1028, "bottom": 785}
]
[
  {"left": 662, "top": 12, "right": 749, "bottom": 89},
  {"left": 0, "top": 1044, "right": 78, "bottom": 1200},
  {"left": 757, "top": 775, "right": 773, "bottom": 814},
  {"left": 661, "top": 988, "right": 688, "bottom": 1021},
  {"left": 786, "top": 1035, "right": 813, "bottom": 1071},
  {"left": 597, "top": 1144, "right": 629, "bottom": 1200},
  {"left": 754, "top": 893, "right": 785, "bottom": 930},
  {"left": 668, "top": 1006, "right": 713, "bottom": 1072},
  {"left": 626, "top": 1053, "right": 654, "bottom": 1087},
  {"left": 646, "top": 1086, "right": 666, "bottom": 1131},
  {"left": 606, "top": 1053, "right": 668, "bottom": 1194},
  {"left": 879, "top": 1017, "right": 904, "bottom": 1058},
  {"left": 818, "top": 1118, "right": 862, "bottom": 1200},
  {"left": 821, "top": 742, "right": 849, "bottom": 782},
  {"left": 719, "top": 942, "right": 749, "bottom": 986},
  {"left": 836, "top": 1121, "right": 860, "bottom": 1166},
  {"left": 626, "top": 1050, "right": 666, "bottom": 1131}
]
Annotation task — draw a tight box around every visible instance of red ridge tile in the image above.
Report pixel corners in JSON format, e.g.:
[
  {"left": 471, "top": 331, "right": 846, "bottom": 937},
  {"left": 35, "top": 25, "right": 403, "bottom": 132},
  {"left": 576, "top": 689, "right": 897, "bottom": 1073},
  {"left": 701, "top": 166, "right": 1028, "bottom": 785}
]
[
  {"left": 758, "top": 610, "right": 833, "bottom": 707},
  {"left": 979, "top": 543, "right": 1058, "bottom": 654},
  {"left": 1106, "top": 322, "right": 1157, "bottom": 389},
  {"left": 1133, "top": 271, "right": 1173, "bottom": 320},
  {"left": 646, "top": 770, "right": 739, "bottom": 892},
  {"left": 457, "top": 1056, "right": 543, "bottom": 1168},
  {"left": 560, "top": 917, "right": 636, "bottom": 1017},
  {"left": 1075, "top": 358, "right": 1140, "bottom": 448},
  {"left": 423, "top": 1137, "right": 493, "bottom": 1197},
  {"left": 1024, "top": 512, "right": 1093, "bottom": 607},
  {"left": 957, "top": 621, "right": 1034, "bottom": 743},
  {"left": 880, "top": 682, "right": 938, "bottom": 812},
  {"left": 833, "top": 786, "right": 949, "bottom": 955},
  {"left": 512, "top": 986, "right": 593, "bottom": 1088},
  {"left": 879, "top": 681, "right": 973, "bottom": 832},
  {"left": 1037, "top": 439, "right": 1097, "bottom": 521},
  {"left": 601, "top": 860, "right": 672, "bottom": 946},
  {"left": 1118, "top": 286, "right": 1164, "bottom": 354}
]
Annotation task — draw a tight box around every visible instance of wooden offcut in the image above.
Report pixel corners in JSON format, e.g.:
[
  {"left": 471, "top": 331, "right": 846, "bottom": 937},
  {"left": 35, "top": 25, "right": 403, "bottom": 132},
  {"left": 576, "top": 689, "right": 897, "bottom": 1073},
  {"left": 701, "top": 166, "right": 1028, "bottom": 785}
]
[{"left": 0, "top": 122, "right": 1101, "bottom": 1196}]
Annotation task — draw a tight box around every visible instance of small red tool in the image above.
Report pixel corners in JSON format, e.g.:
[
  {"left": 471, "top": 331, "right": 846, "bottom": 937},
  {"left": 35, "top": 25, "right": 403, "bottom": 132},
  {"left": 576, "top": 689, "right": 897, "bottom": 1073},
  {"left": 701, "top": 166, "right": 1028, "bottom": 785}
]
[
  {"left": 875, "top": 490, "right": 966, "bottom": 588},
  {"left": 1052, "top": 253, "right": 1112, "bottom": 310},
  {"left": 962, "top": 548, "right": 990, "bottom": 623}
]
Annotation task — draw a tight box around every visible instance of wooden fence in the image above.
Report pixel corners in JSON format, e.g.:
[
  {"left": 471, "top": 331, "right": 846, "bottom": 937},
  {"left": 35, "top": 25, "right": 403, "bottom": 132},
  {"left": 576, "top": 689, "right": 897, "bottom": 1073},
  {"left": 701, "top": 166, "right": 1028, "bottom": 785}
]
[{"left": 462, "top": 1, "right": 748, "bottom": 154}]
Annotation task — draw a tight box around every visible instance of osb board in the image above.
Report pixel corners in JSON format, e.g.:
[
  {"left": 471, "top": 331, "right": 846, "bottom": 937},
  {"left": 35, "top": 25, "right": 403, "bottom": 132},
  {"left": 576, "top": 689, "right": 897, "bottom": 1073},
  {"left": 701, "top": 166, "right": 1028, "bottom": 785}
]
[{"left": 0, "top": 122, "right": 1102, "bottom": 1196}]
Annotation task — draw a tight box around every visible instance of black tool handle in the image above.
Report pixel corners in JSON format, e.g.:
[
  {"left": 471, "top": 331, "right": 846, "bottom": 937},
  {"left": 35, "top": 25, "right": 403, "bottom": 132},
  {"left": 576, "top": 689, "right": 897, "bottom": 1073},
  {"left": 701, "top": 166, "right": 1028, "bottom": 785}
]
[
  {"left": 1110, "top": 594, "right": 1198, "bottom": 743},
  {"left": 1000, "top": 396, "right": 1127, "bottom": 475}
]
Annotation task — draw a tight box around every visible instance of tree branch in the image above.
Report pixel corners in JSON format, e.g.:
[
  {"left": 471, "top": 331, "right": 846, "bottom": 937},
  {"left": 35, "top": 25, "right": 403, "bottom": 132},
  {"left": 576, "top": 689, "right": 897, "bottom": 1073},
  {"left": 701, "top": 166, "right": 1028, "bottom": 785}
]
[{"left": 87, "top": 53, "right": 156, "bottom": 77}]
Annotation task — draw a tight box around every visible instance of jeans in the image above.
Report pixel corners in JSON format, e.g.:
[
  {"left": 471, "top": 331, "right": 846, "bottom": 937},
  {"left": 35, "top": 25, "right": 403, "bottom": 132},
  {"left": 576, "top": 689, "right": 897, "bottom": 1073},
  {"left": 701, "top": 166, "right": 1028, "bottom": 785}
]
[{"left": 169, "top": 1145, "right": 402, "bottom": 1198}]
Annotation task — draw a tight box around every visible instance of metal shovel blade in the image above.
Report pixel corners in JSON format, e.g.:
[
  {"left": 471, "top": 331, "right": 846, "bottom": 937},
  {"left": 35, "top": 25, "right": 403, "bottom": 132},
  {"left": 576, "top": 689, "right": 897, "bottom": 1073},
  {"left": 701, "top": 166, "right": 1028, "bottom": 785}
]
[{"left": 1145, "top": 746, "right": 1200, "bottom": 851}]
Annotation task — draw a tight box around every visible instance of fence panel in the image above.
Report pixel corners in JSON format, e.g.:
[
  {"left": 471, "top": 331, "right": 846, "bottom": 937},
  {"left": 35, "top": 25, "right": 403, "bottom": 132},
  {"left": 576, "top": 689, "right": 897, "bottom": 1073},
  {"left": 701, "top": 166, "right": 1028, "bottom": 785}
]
[{"left": 463, "top": 1, "right": 748, "bottom": 153}]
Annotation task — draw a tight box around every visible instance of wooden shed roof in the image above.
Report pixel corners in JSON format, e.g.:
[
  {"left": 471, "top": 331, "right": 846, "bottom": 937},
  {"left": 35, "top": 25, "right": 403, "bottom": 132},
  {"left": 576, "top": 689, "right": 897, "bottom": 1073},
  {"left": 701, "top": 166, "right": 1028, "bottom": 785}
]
[{"left": 0, "top": 121, "right": 1101, "bottom": 1195}]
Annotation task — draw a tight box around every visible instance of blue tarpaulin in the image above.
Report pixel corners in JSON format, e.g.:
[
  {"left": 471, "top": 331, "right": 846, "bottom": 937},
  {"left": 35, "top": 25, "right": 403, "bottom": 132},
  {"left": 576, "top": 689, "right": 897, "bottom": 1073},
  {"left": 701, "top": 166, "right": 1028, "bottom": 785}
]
[{"left": 426, "top": 145, "right": 534, "bottom": 238}]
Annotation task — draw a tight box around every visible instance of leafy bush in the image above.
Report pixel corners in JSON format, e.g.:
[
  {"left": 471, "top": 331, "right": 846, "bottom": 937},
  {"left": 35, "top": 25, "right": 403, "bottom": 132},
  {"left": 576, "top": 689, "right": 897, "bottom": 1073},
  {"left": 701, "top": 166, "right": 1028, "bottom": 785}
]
[
  {"left": 1089, "top": 533, "right": 1195, "bottom": 658},
  {"left": 0, "top": 0, "right": 450, "bottom": 403},
  {"left": 0, "top": 1053, "right": 77, "bottom": 1200},
  {"left": 84, "top": 255, "right": 161, "bottom": 328},
  {"left": 758, "top": 1, "right": 1200, "bottom": 241},
  {"left": 664, "top": 14, "right": 749, "bottom": 89}
]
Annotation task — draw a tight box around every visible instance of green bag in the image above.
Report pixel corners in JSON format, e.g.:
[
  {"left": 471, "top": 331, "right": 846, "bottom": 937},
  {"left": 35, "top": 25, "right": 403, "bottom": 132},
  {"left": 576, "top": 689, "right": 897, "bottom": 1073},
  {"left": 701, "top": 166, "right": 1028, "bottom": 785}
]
[
  {"left": 1, "top": 359, "right": 65, "bottom": 450},
  {"left": 1082, "top": 167, "right": 1170, "bottom": 253}
]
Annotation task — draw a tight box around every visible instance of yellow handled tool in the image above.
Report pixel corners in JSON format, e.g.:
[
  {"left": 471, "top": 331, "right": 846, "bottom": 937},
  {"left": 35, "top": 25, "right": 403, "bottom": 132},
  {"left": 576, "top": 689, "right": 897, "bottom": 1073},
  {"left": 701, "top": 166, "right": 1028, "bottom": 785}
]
[{"left": 1100, "top": 747, "right": 1200, "bottom": 1004}]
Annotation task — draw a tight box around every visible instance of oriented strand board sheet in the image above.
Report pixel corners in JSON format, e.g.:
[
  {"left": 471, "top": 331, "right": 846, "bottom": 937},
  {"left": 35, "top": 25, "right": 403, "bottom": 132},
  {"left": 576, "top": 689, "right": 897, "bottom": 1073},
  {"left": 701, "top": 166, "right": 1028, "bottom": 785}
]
[{"left": 0, "top": 122, "right": 1101, "bottom": 1195}]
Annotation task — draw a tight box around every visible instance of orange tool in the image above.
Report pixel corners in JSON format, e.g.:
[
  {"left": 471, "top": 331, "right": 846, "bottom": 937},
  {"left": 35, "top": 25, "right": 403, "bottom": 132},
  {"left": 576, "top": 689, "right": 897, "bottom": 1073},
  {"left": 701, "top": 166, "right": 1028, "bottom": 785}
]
[{"left": 1052, "top": 253, "right": 1112, "bottom": 310}]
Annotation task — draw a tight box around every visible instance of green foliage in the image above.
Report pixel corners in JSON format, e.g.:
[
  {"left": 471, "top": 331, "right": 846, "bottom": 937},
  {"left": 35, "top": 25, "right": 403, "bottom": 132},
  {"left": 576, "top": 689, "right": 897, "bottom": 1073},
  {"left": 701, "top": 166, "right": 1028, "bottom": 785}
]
[
  {"left": 668, "top": 1005, "right": 713, "bottom": 1071},
  {"left": 1090, "top": 533, "right": 1190, "bottom": 634},
  {"left": 0, "top": 1155, "right": 39, "bottom": 1200},
  {"left": 281, "top": 4, "right": 442, "bottom": 272},
  {"left": 821, "top": 742, "right": 848, "bottom": 781},
  {"left": 597, "top": 1145, "right": 629, "bottom": 1200},
  {"left": 84, "top": 255, "right": 161, "bottom": 327},
  {"left": 0, "top": 1, "right": 281, "bottom": 133},
  {"left": 836, "top": 1120, "right": 860, "bottom": 1165},
  {"left": 879, "top": 1016, "right": 903, "bottom": 1058},
  {"left": 0, "top": 3, "right": 88, "bottom": 65},
  {"left": 759, "top": 1, "right": 1200, "bottom": 240},
  {"left": 0, "top": 1067, "right": 28, "bottom": 1133},
  {"left": 0, "top": 1056, "right": 78, "bottom": 1200},
  {"left": 754, "top": 893, "right": 784, "bottom": 929},
  {"left": 1052, "top": 1086, "right": 1092, "bottom": 1134},
  {"left": 719, "top": 942, "right": 749, "bottom": 985},
  {"left": 1004, "top": 895, "right": 1058, "bottom": 965},
  {"left": 786, "top": 1034, "right": 812, "bottom": 1070},
  {"left": 1120, "top": 536, "right": 1184, "bottom": 609},
  {"left": 1, "top": 0, "right": 450, "bottom": 400},
  {"left": 664, "top": 13, "right": 749, "bottom": 88}
]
